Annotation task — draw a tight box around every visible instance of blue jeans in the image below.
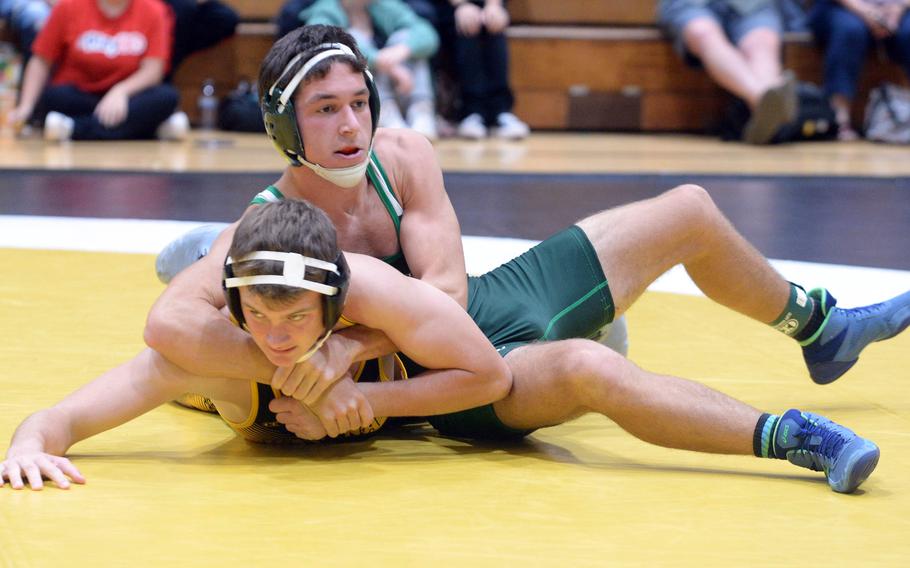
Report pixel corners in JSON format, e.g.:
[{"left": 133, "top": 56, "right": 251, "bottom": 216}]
[
  {"left": 5, "top": 0, "right": 52, "bottom": 53},
  {"left": 809, "top": 0, "right": 910, "bottom": 100}
]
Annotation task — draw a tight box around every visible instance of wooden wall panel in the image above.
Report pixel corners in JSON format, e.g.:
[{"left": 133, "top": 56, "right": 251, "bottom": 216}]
[
  {"left": 642, "top": 92, "right": 727, "bottom": 131},
  {"left": 512, "top": 90, "right": 568, "bottom": 129},
  {"left": 509, "top": 37, "right": 716, "bottom": 93},
  {"left": 510, "top": 0, "right": 657, "bottom": 26},
  {"left": 222, "top": 0, "right": 284, "bottom": 21}
]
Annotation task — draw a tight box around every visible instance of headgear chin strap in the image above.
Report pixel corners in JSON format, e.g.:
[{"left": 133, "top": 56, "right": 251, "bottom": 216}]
[
  {"left": 223, "top": 250, "right": 350, "bottom": 361},
  {"left": 261, "top": 42, "right": 380, "bottom": 187},
  {"left": 299, "top": 151, "right": 371, "bottom": 188}
]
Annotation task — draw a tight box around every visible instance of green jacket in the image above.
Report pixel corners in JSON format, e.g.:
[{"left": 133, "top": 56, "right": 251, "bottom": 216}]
[{"left": 301, "top": 0, "right": 439, "bottom": 67}]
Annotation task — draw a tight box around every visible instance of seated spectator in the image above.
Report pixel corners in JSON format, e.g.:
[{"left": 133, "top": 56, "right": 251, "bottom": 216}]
[
  {"left": 5, "top": 0, "right": 185, "bottom": 141},
  {"left": 433, "top": 0, "right": 529, "bottom": 140},
  {"left": 302, "top": 0, "right": 440, "bottom": 140},
  {"left": 277, "top": 0, "right": 317, "bottom": 39},
  {"left": 278, "top": 0, "right": 434, "bottom": 38},
  {"left": 0, "top": 1, "right": 54, "bottom": 61},
  {"left": 808, "top": 0, "right": 910, "bottom": 141},
  {"left": 163, "top": 0, "right": 238, "bottom": 77},
  {"left": 778, "top": 0, "right": 810, "bottom": 31},
  {"left": 658, "top": 0, "right": 798, "bottom": 144}
]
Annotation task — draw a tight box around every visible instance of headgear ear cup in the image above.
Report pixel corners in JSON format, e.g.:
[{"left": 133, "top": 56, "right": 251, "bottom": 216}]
[
  {"left": 222, "top": 261, "right": 247, "bottom": 329},
  {"left": 261, "top": 44, "right": 380, "bottom": 167},
  {"left": 321, "top": 251, "right": 350, "bottom": 330}
]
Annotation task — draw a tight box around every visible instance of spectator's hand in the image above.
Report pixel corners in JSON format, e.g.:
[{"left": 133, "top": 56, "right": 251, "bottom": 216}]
[
  {"left": 482, "top": 2, "right": 509, "bottom": 34},
  {"left": 270, "top": 396, "right": 328, "bottom": 441},
  {"left": 94, "top": 87, "right": 129, "bottom": 128},
  {"left": 388, "top": 64, "right": 414, "bottom": 96},
  {"left": 455, "top": 2, "right": 483, "bottom": 36},
  {"left": 1, "top": 452, "right": 85, "bottom": 490},
  {"left": 270, "top": 335, "right": 355, "bottom": 405},
  {"left": 881, "top": 2, "right": 906, "bottom": 33},
  {"left": 375, "top": 44, "right": 411, "bottom": 72},
  {"left": 305, "top": 376, "right": 375, "bottom": 438},
  {"left": 5, "top": 105, "right": 31, "bottom": 132},
  {"left": 854, "top": 1, "right": 892, "bottom": 38}
]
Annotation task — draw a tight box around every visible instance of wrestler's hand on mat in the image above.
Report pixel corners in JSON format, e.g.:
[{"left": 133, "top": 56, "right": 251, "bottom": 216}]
[
  {"left": 270, "top": 397, "right": 328, "bottom": 441},
  {"left": 0, "top": 453, "right": 85, "bottom": 491},
  {"left": 271, "top": 335, "right": 355, "bottom": 405},
  {"left": 309, "top": 377, "right": 375, "bottom": 438}
]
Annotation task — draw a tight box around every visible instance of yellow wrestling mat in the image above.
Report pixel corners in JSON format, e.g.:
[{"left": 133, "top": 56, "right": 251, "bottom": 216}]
[{"left": 1, "top": 248, "right": 908, "bottom": 566}]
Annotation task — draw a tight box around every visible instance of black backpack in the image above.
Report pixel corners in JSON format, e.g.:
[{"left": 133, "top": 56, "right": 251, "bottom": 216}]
[
  {"left": 218, "top": 81, "right": 266, "bottom": 133},
  {"left": 721, "top": 81, "right": 838, "bottom": 143}
]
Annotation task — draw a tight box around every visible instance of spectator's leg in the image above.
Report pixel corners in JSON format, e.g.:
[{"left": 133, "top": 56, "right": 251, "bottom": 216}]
[
  {"left": 730, "top": 5, "right": 785, "bottom": 89},
  {"left": 885, "top": 11, "right": 910, "bottom": 81},
  {"left": 404, "top": 57, "right": 438, "bottom": 139},
  {"left": 70, "top": 84, "right": 178, "bottom": 140},
  {"left": 9, "top": 0, "right": 52, "bottom": 54},
  {"left": 810, "top": 3, "right": 871, "bottom": 137},
  {"left": 453, "top": 31, "right": 487, "bottom": 119},
  {"left": 35, "top": 84, "right": 100, "bottom": 123},
  {"left": 737, "top": 27, "right": 782, "bottom": 89},
  {"left": 479, "top": 29, "right": 515, "bottom": 121},
  {"left": 682, "top": 17, "right": 766, "bottom": 108}
]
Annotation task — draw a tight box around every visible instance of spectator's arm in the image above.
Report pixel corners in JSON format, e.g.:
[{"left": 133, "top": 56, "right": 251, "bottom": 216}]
[
  {"left": 7, "top": 55, "right": 51, "bottom": 125},
  {"left": 372, "top": 0, "right": 439, "bottom": 60}
]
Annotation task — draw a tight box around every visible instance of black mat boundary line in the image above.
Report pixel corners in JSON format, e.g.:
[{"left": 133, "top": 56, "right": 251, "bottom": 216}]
[{"left": 2, "top": 170, "right": 909, "bottom": 270}]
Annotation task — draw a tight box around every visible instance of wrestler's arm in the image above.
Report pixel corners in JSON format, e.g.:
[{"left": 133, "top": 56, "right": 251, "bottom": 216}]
[
  {"left": 342, "top": 254, "right": 511, "bottom": 417},
  {"left": 1, "top": 349, "right": 229, "bottom": 490},
  {"left": 380, "top": 129, "right": 468, "bottom": 308},
  {"left": 143, "top": 219, "right": 276, "bottom": 380}
]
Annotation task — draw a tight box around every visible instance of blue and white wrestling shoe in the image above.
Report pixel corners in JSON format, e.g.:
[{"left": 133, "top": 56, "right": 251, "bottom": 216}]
[
  {"left": 775, "top": 409, "right": 880, "bottom": 494},
  {"left": 801, "top": 288, "right": 910, "bottom": 384}
]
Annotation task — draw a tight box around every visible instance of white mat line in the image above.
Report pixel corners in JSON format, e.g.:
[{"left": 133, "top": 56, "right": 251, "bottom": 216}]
[{"left": 3, "top": 215, "right": 909, "bottom": 305}]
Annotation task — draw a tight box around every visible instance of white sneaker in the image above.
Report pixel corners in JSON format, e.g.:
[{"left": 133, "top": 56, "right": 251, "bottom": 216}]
[
  {"left": 492, "top": 112, "right": 530, "bottom": 140},
  {"left": 156, "top": 111, "right": 190, "bottom": 141},
  {"left": 457, "top": 113, "right": 486, "bottom": 140},
  {"left": 406, "top": 102, "right": 438, "bottom": 141},
  {"left": 378, "top": 103, "right": 407, "bottom": 130},
  {"left": 43, "top": 111, "right": 74, "bottom": 141}
]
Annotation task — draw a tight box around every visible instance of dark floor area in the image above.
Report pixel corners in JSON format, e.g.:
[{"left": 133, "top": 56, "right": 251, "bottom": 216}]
[{"left": 1, "top": 169, "right": 908, "bottom": 270}]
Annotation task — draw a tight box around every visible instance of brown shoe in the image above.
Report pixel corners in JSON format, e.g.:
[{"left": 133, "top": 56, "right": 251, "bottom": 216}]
[{"left": 743, "top": 71, "right": 798, "bottom": 144}]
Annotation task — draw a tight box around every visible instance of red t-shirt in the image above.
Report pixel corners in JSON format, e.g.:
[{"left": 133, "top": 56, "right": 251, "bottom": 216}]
[{"left": 32, "top": 0, "right": 173, "bottom": 94}]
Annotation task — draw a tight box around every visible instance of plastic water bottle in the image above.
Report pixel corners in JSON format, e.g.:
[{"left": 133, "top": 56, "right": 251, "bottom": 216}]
[{"left": 197, "top": 79, "right": 218, "bottom": 131}]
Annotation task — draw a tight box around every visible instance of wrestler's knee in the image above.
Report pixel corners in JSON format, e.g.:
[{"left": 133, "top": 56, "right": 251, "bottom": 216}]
[
  {"left": 549, "top": 340, "right": 629, "bottom": 402},
  {"left": 664, "top": 184, "right": 723, "bottom": 233}
]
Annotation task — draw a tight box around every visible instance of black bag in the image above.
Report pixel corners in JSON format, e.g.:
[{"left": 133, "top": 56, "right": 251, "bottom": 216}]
[
  {"left": 217, "top": 81, "right": 265, "bottom": 133},
  {"left": 721, "top": 82, "right": 837, "bottom": 143},
  {"left": 769, "top": 82, "right": 838, "bottom": 143}
]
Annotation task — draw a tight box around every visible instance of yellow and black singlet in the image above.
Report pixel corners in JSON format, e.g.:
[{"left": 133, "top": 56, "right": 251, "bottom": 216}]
[{"left": 219, "top": 353, "right": 408, "bottom": 444}]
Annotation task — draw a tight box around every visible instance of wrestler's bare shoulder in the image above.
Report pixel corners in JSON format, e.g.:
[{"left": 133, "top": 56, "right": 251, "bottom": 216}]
[{"left": 373, "top": 127, "right": 435, "bottom": 166}]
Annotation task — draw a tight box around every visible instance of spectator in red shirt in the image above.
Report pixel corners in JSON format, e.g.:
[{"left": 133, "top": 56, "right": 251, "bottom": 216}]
[{"left": 5, "top": 0, "right": 186, "bottom": 141}]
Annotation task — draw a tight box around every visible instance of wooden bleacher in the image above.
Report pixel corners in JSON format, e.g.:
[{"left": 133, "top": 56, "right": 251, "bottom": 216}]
[
  {"left": 6, "top": 0, "right": 906, "bottom": 132},
  {"left": 506, "top": 0, "right": 905, "bottom": 132}
]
